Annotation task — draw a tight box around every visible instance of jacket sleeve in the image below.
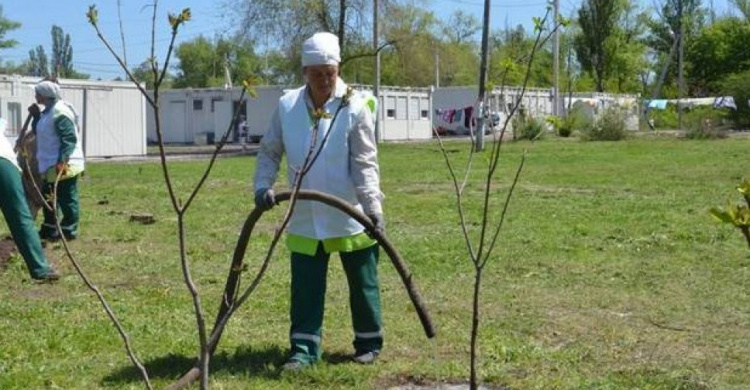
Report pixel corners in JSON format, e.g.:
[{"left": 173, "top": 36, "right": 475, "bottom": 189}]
[
  {"left": 54, "top": 115, "right": 77, "bottom": 163},
  {"left": 349, "top": 106, "right": 384, "bottom": 215},
  {"left": 253, "top": 106, "right": 284, "bottom": 191}
]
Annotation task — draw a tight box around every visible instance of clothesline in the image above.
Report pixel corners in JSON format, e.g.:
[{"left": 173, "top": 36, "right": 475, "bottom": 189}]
[{"left": 646, "top": 96, "right": 739, "bottom": 110}]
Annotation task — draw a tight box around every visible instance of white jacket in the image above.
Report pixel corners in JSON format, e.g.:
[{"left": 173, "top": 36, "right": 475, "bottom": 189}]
[
  {"left": 254, "top": 78, "right": 383, "bottom": 240},
  {"left": 35, "top": 100, "right": 85, "bottom": 173}
]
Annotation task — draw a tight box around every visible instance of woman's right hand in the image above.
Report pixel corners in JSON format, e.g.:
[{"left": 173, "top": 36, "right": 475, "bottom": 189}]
[{"left": 27, "top": 103, "right": 41, "bottom": 118}]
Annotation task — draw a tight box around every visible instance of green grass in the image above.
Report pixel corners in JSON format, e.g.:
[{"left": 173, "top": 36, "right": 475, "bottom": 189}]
[{"left": 1, "top": 136, "right": 748, "bottom": 389}]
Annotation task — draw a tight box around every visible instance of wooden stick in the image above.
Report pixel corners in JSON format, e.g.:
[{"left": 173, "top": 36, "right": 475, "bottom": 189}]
[{"left": 167, "top": 190, "right": 435, "bottom": 389}]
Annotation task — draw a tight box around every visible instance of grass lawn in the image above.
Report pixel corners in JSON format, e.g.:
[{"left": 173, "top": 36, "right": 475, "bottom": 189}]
[{"left": 0, "top": 136, "right": 748, "bottom": 389}]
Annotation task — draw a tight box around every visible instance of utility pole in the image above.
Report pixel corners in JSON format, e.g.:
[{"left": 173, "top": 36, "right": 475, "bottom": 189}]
[
  {"left": 374, "top": 0, "right": 381, "bottom": 143},
  {"left": 677, "top": 0, "right": 684, "bottom": 131},
  {"left": 553, "top": 0, "right": 560, "bottom": 117},
  {"left": 434, "top": 50, "right": 440, "bottom": 88},
  {"left": 475, "top": 0, "right": 491, "bottom": 152}
]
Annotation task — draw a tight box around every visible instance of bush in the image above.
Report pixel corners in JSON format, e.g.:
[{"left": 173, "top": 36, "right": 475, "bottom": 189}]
[
  {"left": 513, "top": 116, "right": 546, "bottom": 141},
  {"left": 683, "top": 106, "right": 730, "bottom": 139},
  {"left": 649, "top": 106, "right": 678, "bottom": 129},
  {"left": 720, "top": 70, "right": 750, "bottom": 129},
  {"left": 546, "top": 113, "right": 579, "bottom": 138},
  {"left": 580, "top": 107, "right": 628, "bottom": 141}
]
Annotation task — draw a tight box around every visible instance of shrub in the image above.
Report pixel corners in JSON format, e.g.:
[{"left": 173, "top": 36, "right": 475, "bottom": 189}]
[
  {"left": 580, "top": 107, "right": 628, "bottom": 141},
  {"left": 649, "top": 105, "right": 678, "bottom": 129},
  {"left": 681, "top": 106, "right": 730, "bottom": 139},
  {"left": 546, "top": 113, "right": 580, "bottom": 138},
  {"left": 514, "top": 116, "right": 546, "bottom": 141}
]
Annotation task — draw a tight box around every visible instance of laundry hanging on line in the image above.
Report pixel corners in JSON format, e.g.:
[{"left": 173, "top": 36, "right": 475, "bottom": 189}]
[
  {"left": 435, "top": 106, "right": 475, "bottom": 128},
  {"left": 713, "top": 96, "right": 737, "bottom": 110}
]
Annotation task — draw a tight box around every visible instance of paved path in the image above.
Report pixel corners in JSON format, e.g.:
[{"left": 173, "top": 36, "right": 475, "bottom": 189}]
[{"left": 88, "top": 144, "right": 260, "bottom": 163}]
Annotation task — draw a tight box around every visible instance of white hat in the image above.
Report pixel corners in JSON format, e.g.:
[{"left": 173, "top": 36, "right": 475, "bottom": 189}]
[
  {"left": 301, "top": 32, "right": 341, "bottom": 67},
  {"left": 34, "top": 80, "right": 61, "bottom": 99}
]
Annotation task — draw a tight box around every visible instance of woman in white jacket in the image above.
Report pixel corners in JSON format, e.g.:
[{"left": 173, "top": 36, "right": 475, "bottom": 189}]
[
  {"left": 29, "top": 80, "right": 85, "bottom": 241},
  {"left": 253, "top": 32, "right": 385, "bottom": 370}
]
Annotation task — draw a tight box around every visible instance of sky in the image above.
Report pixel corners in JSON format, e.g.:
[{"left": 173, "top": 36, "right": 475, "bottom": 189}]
[{"left": 0, "top": 0, "right": 738, "bottom": 81}]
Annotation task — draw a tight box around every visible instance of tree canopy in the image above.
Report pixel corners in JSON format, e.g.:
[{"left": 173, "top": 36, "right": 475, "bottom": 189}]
[{"left": 28, "top": 25, "right": 88, "bottom": 79}]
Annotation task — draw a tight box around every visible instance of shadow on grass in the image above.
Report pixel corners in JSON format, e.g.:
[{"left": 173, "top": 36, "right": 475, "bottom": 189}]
[{"left": 102, "top": 344, "right": 355, "bottom": 386}]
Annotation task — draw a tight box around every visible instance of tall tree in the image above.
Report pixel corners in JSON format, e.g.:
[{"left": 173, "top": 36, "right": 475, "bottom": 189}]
[
  {"left": 730, "top": 0, "right": 750, "bottom": 21},
  {"left": 436, "top": 10, "right": 481, "bottom": 86},
  {"left": 28, "top": 46, "right": 49, "bottom": 77},
  {"left": 173, "top": 35, "right": 262, "bottom": 88},
  {"left": 441, "top": 10, "right": 481, "bottom": 44},
  {"left": 0, "top": 5, "right": 20, "bottom": 51},
  {"left": 229, "top": 0, "right": 378, "bottom": 67},
  {"left": 574, "top": 0, "right": 623, "bottom": 92},
  {"left": 51, "top": 25, "right": 74, "bottom": 77},
  {"left": 607, "top": 0, "right": 648, "bottom": 93},
  {"left": 28, "top": 25, "right": 87, "bottom": 79},
  {"left": 379, "top": 3, "right": 443, "bottom": 86},
  {"left": 687, "top": 17, "right": 750, "bottom": 95},
  {"left": 643, "top": 0, "right": 706, "bottom": 96},
  {"left": 489, "top": 24, "right": 553, "bottom": 88}
]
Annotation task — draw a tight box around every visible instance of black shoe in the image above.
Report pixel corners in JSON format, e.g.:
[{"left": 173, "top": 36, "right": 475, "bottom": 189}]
[
  {"left": 352, "top": 350, "right": 379, "bottom": 365},
  {"left": 39, "top": 230, "right": 61, "bottom": 241},
  {"left": 32, "top": 269, "right": 60, "bottom": 283}
]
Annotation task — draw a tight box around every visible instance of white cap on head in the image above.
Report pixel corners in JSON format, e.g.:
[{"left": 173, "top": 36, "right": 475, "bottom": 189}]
[
  {"left": 34, "top": 80, "right": 61, "bottom": 100},
  {"left": 301, "top": 32, "right": 341, "bottom": 67}
]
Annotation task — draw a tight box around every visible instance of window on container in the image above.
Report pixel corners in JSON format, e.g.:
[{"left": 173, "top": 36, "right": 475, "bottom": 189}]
[
  {"left": 193, "top": 99, "right": 203, "bottom": 110},
  {"left": 385, "top": 96, "right": 396, "bottom": 118},
  {"left": 5, "top": 102, "right": 22, "bottom": 136},
  {"left": 421, "top": 98, "right": 430, "bottom": 119}
]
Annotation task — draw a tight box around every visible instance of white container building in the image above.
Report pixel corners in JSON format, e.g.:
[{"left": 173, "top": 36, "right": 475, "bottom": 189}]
[
  {"left": 148, "top": 85, "right": 434, "bottom": 144},
  {"left": 0, "top": 74, "right": 147, "bottom": 157}
]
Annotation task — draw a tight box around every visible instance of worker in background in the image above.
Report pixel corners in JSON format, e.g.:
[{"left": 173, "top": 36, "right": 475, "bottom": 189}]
[
  {"left": 0, "top": 118, "right": 60, "bottom": 281},
  {"left": 29, "top": 80, "right": 85, "bottom": 241}
]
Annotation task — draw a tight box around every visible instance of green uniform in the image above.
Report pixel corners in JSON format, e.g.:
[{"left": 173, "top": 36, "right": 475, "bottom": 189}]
[
  {"left": 0, "top": 141, "right": 55, "bottom": 279},
  {"left": 287, "top": 235, "right": 383, "bottom": 364}
]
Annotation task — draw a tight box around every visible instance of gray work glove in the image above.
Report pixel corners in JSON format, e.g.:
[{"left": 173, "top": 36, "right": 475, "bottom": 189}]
[
  {"left": 254, "top": 188, "right": 276, "bottom": 211},
  {"left": 366, "top": 212, "right": 385, "bottom": 237}
]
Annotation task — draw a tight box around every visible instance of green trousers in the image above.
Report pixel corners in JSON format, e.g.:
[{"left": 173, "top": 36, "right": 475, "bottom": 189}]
[
  {"left": 39, "top": 175, "right": 80, "bottom": 239},
  {"left": 0, "top": 159, "right": 54, "bottom": 278},
  {"left": 289, "top": 243, "right": 383, "bottom": 364}
]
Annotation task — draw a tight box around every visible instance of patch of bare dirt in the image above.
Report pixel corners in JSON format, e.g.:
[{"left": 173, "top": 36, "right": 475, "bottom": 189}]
[
  {"left": 375, "top": 375, "right": 507, "bottom": 390},
  {"left": 0, "top": 235, "right": 60, "bottom": 278},
  {"left": 0, "top": 236, "right": 16, "bottom": 273}
]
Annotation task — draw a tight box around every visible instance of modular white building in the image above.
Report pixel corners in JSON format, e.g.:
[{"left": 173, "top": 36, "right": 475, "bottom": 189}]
[
  {"left": 145, "top": 86, "right": 286, "bottom": 145},
  {"left": 0, "top": 74, "right": 147, "bottom": 157},
  {"left": 375, "top": 86, "right": 432, "bottom": 141},
  {"left": 148, "top": 85, "right": 434, "bottom": 144}
]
